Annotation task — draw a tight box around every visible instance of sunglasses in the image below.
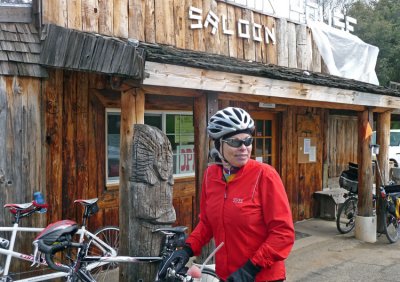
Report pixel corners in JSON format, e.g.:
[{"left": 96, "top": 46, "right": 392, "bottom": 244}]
[{"left": 222, "top": 137, "right": 253, "bottom": 148}]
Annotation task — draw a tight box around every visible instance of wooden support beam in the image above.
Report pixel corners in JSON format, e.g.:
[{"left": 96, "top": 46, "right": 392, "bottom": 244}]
[
  {"left": 119, "top": 88, "right": 144, "bottom": 281},
  {"left": 144, "top": 62, "right": 400, "bottom": 111},
  {"left": 193, "top": 95, "right": 208, "bottom": 223},
  {"left": 376, "top": 111, "right": 391, "bottom": 232},
  {"left": 357, "top": 109, "right": 374, "bottom": 217}
]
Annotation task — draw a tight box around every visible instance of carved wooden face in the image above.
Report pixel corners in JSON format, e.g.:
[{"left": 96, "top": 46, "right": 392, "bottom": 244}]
[{"left": 130, "top": 124, "right": 176, "bottom": 224}]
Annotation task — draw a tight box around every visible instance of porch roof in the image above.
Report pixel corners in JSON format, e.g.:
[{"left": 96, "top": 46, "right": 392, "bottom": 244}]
[
  {"left": 142, "top": 42, "right": 400, "bottom": 98},
  {"left": 140, "top": 42, "right": 400, "bottom": 111},
  {"left": 39, "top": 24, "right": 145, "bottom": 81}
]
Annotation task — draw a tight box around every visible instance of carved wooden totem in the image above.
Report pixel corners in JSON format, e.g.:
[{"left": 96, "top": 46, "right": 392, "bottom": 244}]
[{"left": 127, "top": 124, "right": 175, "bottom": 281}]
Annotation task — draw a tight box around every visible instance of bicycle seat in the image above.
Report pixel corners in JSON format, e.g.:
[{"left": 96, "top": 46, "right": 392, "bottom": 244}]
[
  {"left": 4, "top": 202, "right": 33, "bottom": 210},
  {"left": 74, "top": 198, "right": 98, "bottom": 206},
  {"left": 153, "top": 226, "right": 188, "bottom": 234}
]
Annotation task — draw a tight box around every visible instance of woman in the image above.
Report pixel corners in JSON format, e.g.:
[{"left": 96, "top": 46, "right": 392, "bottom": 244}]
[{"left": 160, "top": 107, "right": 295, "bottom": 282}]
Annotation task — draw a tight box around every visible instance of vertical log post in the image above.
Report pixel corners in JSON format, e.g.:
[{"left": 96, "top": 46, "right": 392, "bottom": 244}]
[
  {"left": 376, "top": 111, "right": 391, "bottom": 232},
  {"left": 194, "top": 92, "right": 219, "bottom": 263},
  {"left": 355, "top": 109, "right": 376, "bottom": 242},
  {"left": 194, "top": 94, "right": 208, "bottom": 226},
  {"left": 119, "top": 88, "right": 138, "bottom": 281}
]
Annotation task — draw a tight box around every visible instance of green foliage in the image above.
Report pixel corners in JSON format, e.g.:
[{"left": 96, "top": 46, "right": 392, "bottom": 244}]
[{"left": 348, "top": 0, "right": 400, "bottom": 86}]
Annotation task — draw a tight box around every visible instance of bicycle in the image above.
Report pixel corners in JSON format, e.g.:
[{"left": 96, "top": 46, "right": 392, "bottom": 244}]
[
  {"left": 336, "top": 155, "right": 400, "bottom": 243},
  {"left": 34, "top": 221, "right": 219, "bottom": 281},
  {"left": 379, "top": 184, "right": 400, "bottom": 243},
  {"left": 0, "top": 198, "right": 119, "bottom": 282},
  {"left": 336, "top": 162, "right": 361, "bottom": 234}
]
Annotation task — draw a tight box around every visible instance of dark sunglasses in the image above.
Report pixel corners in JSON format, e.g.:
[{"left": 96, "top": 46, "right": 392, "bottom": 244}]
[{"left": 222, "top": 137, "right": 253, "bottom": 148}]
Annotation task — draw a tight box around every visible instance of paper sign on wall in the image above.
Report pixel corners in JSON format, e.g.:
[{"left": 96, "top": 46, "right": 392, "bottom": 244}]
[{"left": 298, "top": 137, "right": 317, "bottom": 163}]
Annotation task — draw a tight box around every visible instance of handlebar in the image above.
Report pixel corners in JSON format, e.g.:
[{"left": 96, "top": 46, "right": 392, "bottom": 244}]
[{"left": 36, "top": 239, "right": 84, "bottom": 272}]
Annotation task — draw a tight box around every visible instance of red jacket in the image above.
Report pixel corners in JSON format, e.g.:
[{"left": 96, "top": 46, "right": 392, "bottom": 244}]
[{"left": 186, "top": 159, "right": 295, "bottom": 281}]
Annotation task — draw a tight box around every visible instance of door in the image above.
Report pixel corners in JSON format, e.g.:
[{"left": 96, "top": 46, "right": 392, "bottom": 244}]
[{"left": 251, "top": 112, "right": 278, "bottom": 168}]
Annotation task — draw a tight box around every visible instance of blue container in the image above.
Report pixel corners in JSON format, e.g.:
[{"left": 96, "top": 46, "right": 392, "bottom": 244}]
[
  {"left": 33, "top": 191, "right": 47, "bottom": 213},
  {"left": 34, "top": 191, "right": 45, "bottom": 204}
]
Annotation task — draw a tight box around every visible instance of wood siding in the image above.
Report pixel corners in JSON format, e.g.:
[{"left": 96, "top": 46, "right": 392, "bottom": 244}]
[
  {"left": 40, "top": 0, "right": 322, "bottom": 73},
  {"left": 0, "top": 76, "right": 45, "bottom": 275},
  {"left": 327, "top": 115, "right": 358, "bottom": 177}
]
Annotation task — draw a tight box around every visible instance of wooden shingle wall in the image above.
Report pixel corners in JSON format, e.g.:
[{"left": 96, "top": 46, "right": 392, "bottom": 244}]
[
  {"left": 41, "top": 0, "right": 322, "bottom": 73},
  {"left": 0, "top": 23, "right": 46, "bottom": 77}
]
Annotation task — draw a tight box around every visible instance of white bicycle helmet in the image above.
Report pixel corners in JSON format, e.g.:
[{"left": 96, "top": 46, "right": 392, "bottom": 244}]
[{"left": 207, "top": 107, "right": 255, "bottom": 139}]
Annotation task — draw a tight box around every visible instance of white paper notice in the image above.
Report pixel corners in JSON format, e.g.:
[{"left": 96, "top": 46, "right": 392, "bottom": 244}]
[
  {"left": 309, "top": 146, "right": 316, "bottom": 162},
  {"left": 304, "top": 138, "right": 311, "bottom": 154}
]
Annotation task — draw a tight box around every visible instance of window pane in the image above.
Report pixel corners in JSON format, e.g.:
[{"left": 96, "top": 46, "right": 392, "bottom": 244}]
[
  {"left": 144, "top": 114, "right": 162, "bottom": 129},
  {"left": 107, "top": 113, "right": 121, "bottom": 180},
  {"left": 255, "top": 120, "right": 263, "bottom": 137},
  {"left": 255, "top": 138, "right": 263, "bottom": 156},
  {"left": 265, "top": 138, "right": 272, "bottom": 155},
  {"left": 265, "top": 120, "right": 272, "bottom": 136}
]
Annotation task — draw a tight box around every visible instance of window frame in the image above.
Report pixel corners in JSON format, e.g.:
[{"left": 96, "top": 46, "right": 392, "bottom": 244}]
[{"left": 105, "top": 109, "right": 195, "bottom": 186}]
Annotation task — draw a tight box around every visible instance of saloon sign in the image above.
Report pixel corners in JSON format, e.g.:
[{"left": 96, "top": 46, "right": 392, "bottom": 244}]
[
  {"left": 188, "top": 3, "right": 357, "bottom": 45},
  {"left": 189, "top": 6, "right": 277, "bottom": 45}
]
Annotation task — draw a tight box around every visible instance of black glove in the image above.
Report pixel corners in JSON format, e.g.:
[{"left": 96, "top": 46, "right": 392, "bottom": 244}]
[
  {"left": 226, "top": 260, "right": 261, "bottom": 282},
  {"left": 158, "top": 245, "right": 193, "bottom": 279}
]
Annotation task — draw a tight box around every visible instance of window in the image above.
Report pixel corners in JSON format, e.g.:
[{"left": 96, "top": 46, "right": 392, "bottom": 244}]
[{"left": 106, "top": 110, "right": 195, "bottom": 184}]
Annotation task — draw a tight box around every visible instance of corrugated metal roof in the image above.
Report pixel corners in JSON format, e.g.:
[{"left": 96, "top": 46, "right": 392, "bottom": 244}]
[{"left": 0, "top": 22, "right": 47, "bottom": 77}]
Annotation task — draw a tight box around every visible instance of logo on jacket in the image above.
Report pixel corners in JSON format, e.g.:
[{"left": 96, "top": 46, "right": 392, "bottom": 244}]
[{"left": 232, "top": 198, "right": 243, "bottom": 204}]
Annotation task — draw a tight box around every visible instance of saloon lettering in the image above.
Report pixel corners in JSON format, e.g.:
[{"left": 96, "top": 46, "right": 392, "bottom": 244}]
[{"left": 189, "top": 6, "right": 276, "bottom": 45}]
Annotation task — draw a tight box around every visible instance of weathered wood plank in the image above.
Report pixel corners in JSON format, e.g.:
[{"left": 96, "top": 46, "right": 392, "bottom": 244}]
[
  {"left": 173, "top": 0, "right": 186, "bottom": 49},
  {"left": 144, "top": 62, "right": 400, "bottom": 110},
  {"left": 0, "top": 77, "right": 7, "bottom": 228},
  {"left": 67, "top": 0, "right": 82, "bottom": 30},
  {"left": 155, "top": 0, "right": 175, "bottom": 45},
  {"left": 144, "top": 0, "right": 155, "bottom": 43},
  {"left": 225, "top": 4, "right": 236, "bottom": 58},
  {"left": 82, "top": 0, "right": 99, "bottom": 33},
  {"left": 288, "top": 22, "right": 297, "bottom": 68},
  {"left": 128, "top": 0, "right": 145, "bottom": 41},
  {"left": 45, "top": 69, "right": 64, "bottom": 224},
  {"left": 113, "top": 0, "right": 128, "bottom": 38},
  {"left": 62, "top": 71, "right": 78, "bottom": 220},
  {"left": 192, "top": 0, "right": 205, "bottom": 52},
  {"left": 243, "top": 8, "right": 255, "bottom": 61},
  {"left": 76, "top": 73, "right": 89, "bottom": 200},
  {"left": 276, "top": 18, "right": 288, "bottom": 67},
  {"left": 296, "top": 24, "right": 308, "bottom": 70},
  {"left": 234, "top": 6, "right": 244, "bottom": 59},
  {"left": 217, "top": 2, "right": 229, "bottom": 57},
  {"left": 98, "top": 0, "right": 113, "bottom": 35},
  {"left": 264, "top": 16, "right": 277, "bottom": 65}
]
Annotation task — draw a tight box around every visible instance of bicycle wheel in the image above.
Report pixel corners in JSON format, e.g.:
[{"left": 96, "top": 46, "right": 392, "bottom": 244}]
[
  {"left": 85, "top": 226, "right": 120, "bottom": 281},
  {"left": 336, "top": 197, "right": 358, "bottom": 234},
  {"left": 200, "top": 267, "right": 219, "bottom": 281},
  {"left": 383, "top": 206, "right": 400, "bottom": 243}
]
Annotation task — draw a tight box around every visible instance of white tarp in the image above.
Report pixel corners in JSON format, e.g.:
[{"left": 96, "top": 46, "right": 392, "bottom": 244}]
[{"left": 308, "top": 20, "right": 380, "bottom": 85}]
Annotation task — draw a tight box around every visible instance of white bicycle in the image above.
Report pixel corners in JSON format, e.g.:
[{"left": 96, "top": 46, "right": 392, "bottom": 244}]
[{"left": 0, "top": 198, "right": 119, "bottom": 282}]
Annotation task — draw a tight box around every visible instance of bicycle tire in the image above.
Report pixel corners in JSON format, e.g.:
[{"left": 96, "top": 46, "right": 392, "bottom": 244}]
[
  {"left": 200, "top": 267, "right": 219, "bottom": 281},
  {"left": 85, "top": 226, "right": 120, "bottom": 282},
  {"left": 383, "top": 205, "right": 400, "bottom": 243},
  {"left": 336, "top": 197, "right": 358, "bottom": 234}
]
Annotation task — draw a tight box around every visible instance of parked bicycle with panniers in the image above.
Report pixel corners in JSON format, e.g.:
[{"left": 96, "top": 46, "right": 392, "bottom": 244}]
[{"left": 337, "top": 150, "right": 400, "bottom": 243}]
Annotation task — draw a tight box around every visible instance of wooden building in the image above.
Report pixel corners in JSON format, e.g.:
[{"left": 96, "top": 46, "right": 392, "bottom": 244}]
[{"left": 1, "top": 0, "right": 400, "bottom": 241}]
